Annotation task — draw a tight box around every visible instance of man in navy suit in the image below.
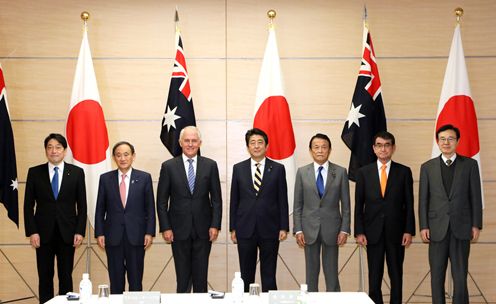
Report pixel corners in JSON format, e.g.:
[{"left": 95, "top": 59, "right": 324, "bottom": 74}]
[
  {"left": 230, "top": 128, "right": 289, "bottom": 292},
  {"left": 354, "top": 131, "right": 415, "bottom": 304},
  {"left": 95, "top": 141, "right": 156, "bottom": 294},
  {"left": 24, "top": 133, "right": 87, "bottom": 304},
  {"left": 157, "top": 126, "right": 222, "bottom": 293}
]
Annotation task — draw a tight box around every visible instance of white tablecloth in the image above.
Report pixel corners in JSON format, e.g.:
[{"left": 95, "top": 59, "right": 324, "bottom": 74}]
[{"left": 46, "top": 291, "right": 374, "bottom": 304}]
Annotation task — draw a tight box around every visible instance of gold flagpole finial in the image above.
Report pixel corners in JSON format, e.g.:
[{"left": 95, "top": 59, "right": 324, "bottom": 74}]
[
  {"left": 81, "top": 11, "right": 90, "bottom": 29},
  {"left": 455, "top": 7, "right": 464, "bottom": 24},
  {"left": 81, "top": 11, "right": 90, "bottom": 22},
  {"left": 267, "top": 9, "right": 276, "bottom": 28}
]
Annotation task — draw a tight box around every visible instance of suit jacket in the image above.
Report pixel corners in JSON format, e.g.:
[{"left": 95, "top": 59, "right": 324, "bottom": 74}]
[
  {"left": 419, "top": 155, "right": 483, "bottom": 241},
  {"left": 230, "top": 158, "right": 289, "bottom": 239},
  {"left": 24, "top": 162, "right": 87, "bottom": 244},
  {"left": 293, "top": 162, "right": 351, "bottom": 245},
  {"left": 94, "top": 169, "right": 156, "bottom": 246},
  {"left": 156, "top": 156, "right": 222, "bottom": 240},
  {"left": 354, "top": 161, "right": 415, "bottom": 245}
]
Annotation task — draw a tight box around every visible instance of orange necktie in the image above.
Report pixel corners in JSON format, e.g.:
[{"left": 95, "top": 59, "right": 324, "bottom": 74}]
[{"left": 380, "top": 164, "right": 387, "bottom": 197}]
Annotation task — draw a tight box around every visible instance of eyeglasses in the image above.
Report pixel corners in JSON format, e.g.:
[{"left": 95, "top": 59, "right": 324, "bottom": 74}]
[
  {"left": 374, "top": 143, "right": 392, "bottom": 149},
  {"left": 438, "top": 137, "right": 457, "bottom": 143}
]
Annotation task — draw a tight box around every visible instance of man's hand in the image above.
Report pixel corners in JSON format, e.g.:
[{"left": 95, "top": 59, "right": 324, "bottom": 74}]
[
  {"left": 295, "top": 232, "right": 306, "bottom": 248},
  {"left": 420, "top": 229, "right": 430, "bottom": 243},
  {"left": 337, "top": 232, "right": 348, "bottom": 246},
  {"left": 279, "top": 230, "right": 287, "bottom": 241},
  {"left": 209, "top": 228, "right": 219, "bottom": 242},
  {"left": 356, "top": 234, "right": 367, "bottom": 246},
  {"left": 97, "top": 236, "right": 105, "bottom": 249},
  {"left": 144, "top": 234, "right": 153, "bottom": 250},
  {"left": 73, "top": 234, "right": 84, "bottom": 248},
  {"left": 402, "top": 233, "right": 413, "bottom": 247},
  {"left": 30, "top": 233, "right": 40, "bottom": 248},
  {"left": 162, "top": 230, "right": 174, "bottom": 243},
  {"left": 471, "top": 227, "right": 480, "bottom": 243},
  {"left": 231, "top": 231, "right": 237, "bottom": 244}
]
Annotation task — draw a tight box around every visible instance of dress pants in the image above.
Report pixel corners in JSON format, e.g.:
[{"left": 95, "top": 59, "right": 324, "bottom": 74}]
[
  {"left": 429, "top": 227, "right": 470, "bottom": 304},
  {"left": 36, "top": 224, "right": 75, "bottom": 304},
  {"left": 237, "top": 234, "right": 280, "bottom": 292},
  {"left": 171, "top": 229, "right": 212, "bottom": 293},
  {"left": 366, "top": 231, "right": 405, "bottom": 304},
  {"left": 105, "top": 230, "right": 145, "bottom": 294},
  {"left": 304, "top": 230, "right": 340, "bottom": 292}
]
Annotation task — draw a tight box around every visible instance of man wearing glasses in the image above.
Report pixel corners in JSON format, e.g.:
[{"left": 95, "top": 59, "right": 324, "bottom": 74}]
[
  {"left": 419, "top": 124, "right": 482, "bottom": 304},
  {"left": 354, "top": 131, "right": 415, "bottom": 304}
]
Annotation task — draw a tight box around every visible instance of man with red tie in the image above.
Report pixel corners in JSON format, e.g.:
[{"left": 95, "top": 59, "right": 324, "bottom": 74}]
[{"left": 95, "top": 141, "right": 156, "bottom": 294}]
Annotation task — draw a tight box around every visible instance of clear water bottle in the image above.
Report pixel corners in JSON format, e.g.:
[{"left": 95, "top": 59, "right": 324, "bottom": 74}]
[
  {"left": 231, "top": 271, "right": 244, "bottom": 303},
  {"left": 297, "top": 283, "right": 309, "bottom": 304},
  {"left": 79, "top": 273, "right": 92, "bottom": 303}
]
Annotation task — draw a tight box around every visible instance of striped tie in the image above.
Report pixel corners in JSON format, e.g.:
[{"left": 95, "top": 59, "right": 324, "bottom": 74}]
[
  {"left": 254, "top": 163, "right": 262, "bottom": 194},
  {"left": 187, "top": 159, "right": 195, "bottom": 194}
]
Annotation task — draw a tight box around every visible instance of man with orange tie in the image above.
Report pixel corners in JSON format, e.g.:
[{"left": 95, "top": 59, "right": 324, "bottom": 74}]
[
  {"left": 95, "top": 141, "right": 156, "bottom": 294},
  {"left": 354, "top": 131, "right": 415, "bottom": 304}
]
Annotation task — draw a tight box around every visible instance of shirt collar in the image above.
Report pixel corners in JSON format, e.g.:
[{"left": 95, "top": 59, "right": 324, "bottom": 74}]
[
  {"left": 377, "top": 159, "right": 392, "bottom": 170},
  {"left": 182, "top": 154, "right": 198, "bottom": 163},
  {"left": 118, "top": 167, "right": 132, "bottom": 178},
  {"left": 48, "top": 161, "right": 64, "bottom": 172},
  {"left": 251, "top": 157, "right": 266, "bottom": 167},
  {"left": 441, "top": 154, "right": 457, "bottom": 164},
  {"left": 313, "top": 161, "right": 329, "bottom": 172}
]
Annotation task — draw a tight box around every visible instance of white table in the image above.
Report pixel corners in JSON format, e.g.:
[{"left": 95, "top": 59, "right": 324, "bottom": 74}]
[{"left": 46, "top": 292, "right": 374, "bottom": 304}]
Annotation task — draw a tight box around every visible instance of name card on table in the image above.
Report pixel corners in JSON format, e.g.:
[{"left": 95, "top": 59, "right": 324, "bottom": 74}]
[
  {"left": 268, "top": 290, "right": 300, "bottom": 304},
  {"left": 123, "top": 291, "right": 161, "bottom": 304}
]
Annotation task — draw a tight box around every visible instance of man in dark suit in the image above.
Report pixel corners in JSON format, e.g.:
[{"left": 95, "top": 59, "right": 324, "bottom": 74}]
[
  {"left": 157, "top": 126, "right": 222, "bottom": 293},
  {"left": 95, "top": 141, "right": 156, "bottom": 294},
  {"left": 293, "top": 133, "right": 350, "bottom": 292},
  {"left": 24, "top": 133, "right": 87, "bottom": 304},
  {"left": 419, "top": 124, "right": 483, "bottom": 304},
  {"left": 354, "top": 131, "right": 415, "bottom": 304},
  {"left": 230, "top": 128, "right": 289, "bottom": 292}
]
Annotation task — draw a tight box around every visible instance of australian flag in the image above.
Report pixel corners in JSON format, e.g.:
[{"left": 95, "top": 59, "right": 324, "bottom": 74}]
[
  {"left": 341, "top": 23, "right": 387, "bottom": 181},
  {"left": 160, "top": 14, "right": 197, "bottom": 157},
  {"left": 0, "top": 65, "right": 19, "bottom": 227}
]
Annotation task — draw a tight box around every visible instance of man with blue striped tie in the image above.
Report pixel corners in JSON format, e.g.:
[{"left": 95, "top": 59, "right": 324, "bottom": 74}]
[{"left": 157, "top": 126, "right": 222, "bottom": 293}]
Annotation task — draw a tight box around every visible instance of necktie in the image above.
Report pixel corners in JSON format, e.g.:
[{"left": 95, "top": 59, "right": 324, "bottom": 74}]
[
  {"left": 380, "top": 164, "right": 387, "bottom": 197},
  {"left": 120, "top": 174, "right": 127, "bottom": 207},
  {"left": 254, "top": 163, "right": 262, "bottom": 194},
  {"left": 51, "top": 167, "right": 59, "bottom": 199},
  {"left": 446, "top": 159, "right": 452, "bottom": 166},
  {"left": 316, "top": 166, "right": 324, "bottom": 198},
  {"left": 187, "top": 159, "right": 195, "bottom": 194}
]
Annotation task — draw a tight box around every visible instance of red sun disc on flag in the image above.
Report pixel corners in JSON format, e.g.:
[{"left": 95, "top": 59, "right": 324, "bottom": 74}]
[
  {"left": 66, "top": 99, "right": 109, "bottom": 164},
  {"left": 435, "top": 95, "right": 480, "bottom": 157},
  {"left": 254, "top": 95, "right": 296, "bottom": 160}
]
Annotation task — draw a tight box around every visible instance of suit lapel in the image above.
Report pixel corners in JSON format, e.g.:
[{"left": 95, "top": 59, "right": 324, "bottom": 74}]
[
  {"left": 258, "top": 159, "right": 272, "bottom": 194},
  {"left": 192, "top": 156, "right": 205, "bottom": 196},
  {"left": 110, "top": 170, "right": 123, "bottom": 209},
  {"left": 43, "top": 163, "right": 56, "bottom": 200},
  {"left": 449, "top": 155, "right": 463, "bottom": 199},
  {"left": 176, "top": 157, "right": 191, "bottom": 195},
  {"left": 432, "top": 157, "right": 449, "bottom": 199},
  {"left": 323, "top": 161, "right": 335, "bottom": 198},
  {"left": 370, "top": 164, "right": 382, "bottom": 198},
  {"left": 305, "top": 165, "right": 319, "bottom": 198},
  {"left": 57, "top": 163, "right": 70, "bottom": 199}
]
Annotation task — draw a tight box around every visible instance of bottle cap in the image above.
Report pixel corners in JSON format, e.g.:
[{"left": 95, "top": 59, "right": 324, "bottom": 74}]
[{"left": 83, "top": 273, "right": 89, "bottom": 279}]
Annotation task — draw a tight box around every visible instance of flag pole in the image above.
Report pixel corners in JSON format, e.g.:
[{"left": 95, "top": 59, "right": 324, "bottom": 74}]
[{"left": 80, "top": 10, "right": 92, "bottom": 276}]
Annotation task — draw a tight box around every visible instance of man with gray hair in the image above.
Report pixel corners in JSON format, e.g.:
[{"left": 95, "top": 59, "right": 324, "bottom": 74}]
[{"left": 157, "top": 126, "right": 222, "bottom": 293}]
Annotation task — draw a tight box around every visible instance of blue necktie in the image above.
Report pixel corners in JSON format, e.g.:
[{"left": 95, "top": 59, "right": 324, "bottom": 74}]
[
  {"left": 316, "top": 166, "right": 324, "bottom": 198},
  {"left": 52, "top": 167, "right": 59, "bottom": 199},
  {"left": 187, "top": 159, "right": 195, "bottom": 194}
]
